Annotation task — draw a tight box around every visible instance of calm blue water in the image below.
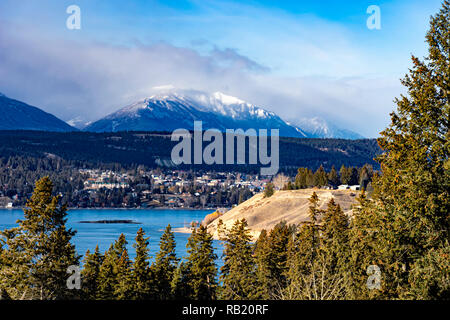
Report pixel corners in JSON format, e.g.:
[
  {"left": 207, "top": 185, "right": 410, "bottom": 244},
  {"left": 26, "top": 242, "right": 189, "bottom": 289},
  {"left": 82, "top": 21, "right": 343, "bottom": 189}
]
[{"left": 0, "top": 209, "right": 223, "bottom": 265}]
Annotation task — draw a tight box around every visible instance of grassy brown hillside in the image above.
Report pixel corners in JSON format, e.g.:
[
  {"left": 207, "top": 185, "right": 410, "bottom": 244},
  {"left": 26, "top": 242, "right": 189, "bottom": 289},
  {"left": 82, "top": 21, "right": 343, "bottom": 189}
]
[{"left": 206, "top": 189, "right": 360, "bottom": 240}]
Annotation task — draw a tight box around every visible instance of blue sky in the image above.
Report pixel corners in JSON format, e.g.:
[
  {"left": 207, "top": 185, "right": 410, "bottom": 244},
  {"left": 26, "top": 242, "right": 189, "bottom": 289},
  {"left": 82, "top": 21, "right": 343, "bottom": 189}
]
[{"left": 0, "top": 0, "right": 444, "bottom": 136}]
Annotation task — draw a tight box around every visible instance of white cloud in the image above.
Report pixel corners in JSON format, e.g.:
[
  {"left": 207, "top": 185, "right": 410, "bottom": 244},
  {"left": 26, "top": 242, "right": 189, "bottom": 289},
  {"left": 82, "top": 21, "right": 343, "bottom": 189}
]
[{"left": 0, "top": 22, "right": 403, "bottom": 137}]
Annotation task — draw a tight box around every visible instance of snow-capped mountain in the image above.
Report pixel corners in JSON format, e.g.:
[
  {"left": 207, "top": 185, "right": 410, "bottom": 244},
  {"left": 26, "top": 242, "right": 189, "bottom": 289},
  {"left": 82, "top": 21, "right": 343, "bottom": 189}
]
[
  {"left": 84, "top": 89, "right": 363, "bottom": 139},
  {"left": 66, "top": 116, "right": 91, "bottom": 130},
  {"left": 84, "top": 90, "right": 308, "bottom": 137},
  {"left": 292, "top": 117, "right": 364, "bottom": 139},
  {"left": 0, "top": 93, "right": 77, "bottom": 132}
]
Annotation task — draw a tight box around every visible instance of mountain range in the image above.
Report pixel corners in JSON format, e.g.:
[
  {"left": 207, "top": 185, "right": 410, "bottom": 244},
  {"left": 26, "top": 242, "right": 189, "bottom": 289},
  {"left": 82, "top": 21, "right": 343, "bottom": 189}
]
[
  {"left": 0, "top": 93, "right": 76, "bottom": 132},
  {"left": 292, "top": 117, "right": 364, "bottom": 139},
  {"left": 0, "top": 90, "right": 363, "bottom": 139},
  {"left": 84, "top": 91, "right": 310, "bottom": 137}
]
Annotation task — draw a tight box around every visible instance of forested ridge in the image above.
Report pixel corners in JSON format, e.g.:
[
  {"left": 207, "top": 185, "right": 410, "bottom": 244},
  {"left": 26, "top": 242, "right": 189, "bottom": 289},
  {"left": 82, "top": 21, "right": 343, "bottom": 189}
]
[{"left": 0, "top": 130, "right": 380, "bottom": 173}]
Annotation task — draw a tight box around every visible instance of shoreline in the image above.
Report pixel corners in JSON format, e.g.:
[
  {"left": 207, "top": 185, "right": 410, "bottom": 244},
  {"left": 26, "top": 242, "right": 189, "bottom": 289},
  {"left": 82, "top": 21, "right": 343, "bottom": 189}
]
[{"left": 1, "top": 207, "right": 217, "bottom": 211}]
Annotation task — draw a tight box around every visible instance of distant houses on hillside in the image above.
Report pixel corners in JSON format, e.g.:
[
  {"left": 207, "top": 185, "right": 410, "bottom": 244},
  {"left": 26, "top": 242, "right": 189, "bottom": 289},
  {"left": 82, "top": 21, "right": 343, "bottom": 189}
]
[
  {"left": 0, "top": 196, "right": 14, "bottom": 208},
  {"left": 338, "top": 184, "right": 361, "bottom": 191}
]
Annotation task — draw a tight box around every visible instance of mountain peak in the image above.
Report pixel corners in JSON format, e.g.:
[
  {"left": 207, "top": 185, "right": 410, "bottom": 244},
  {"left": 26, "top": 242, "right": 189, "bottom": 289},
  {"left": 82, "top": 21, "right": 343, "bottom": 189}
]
[
  {"left": 211, "top": 92, "right": 246, "bottom": 105},
  {"left": 84, "top": 89, "right": 302, "bottom": 136},
  {"left": 292, "top": 116, "right": 364, "bottom": 139},
  {"left": 83, "top": 88, "right": 363, "bottom": 139},
  {"left": 145, "top": 90, "right": 247, "bottom": 107},
  {"left": 0, "top": 94, "right": 77, "bottom": 132}
]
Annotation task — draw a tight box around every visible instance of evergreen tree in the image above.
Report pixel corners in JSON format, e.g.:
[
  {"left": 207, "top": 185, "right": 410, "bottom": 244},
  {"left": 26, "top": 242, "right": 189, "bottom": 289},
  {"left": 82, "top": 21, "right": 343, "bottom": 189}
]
[
  {"left": 0, "top": 177, "right": 79, "bottom": 300},
  {"left": 319, "top": 199, "right": 350, "bottom": 299},
  {"left": 285, "top": 181, "right": 294, "bottom": 190},
  {"left": 132, "top": 228, "right": 153, "bottom": 300},
  {"left": 97, "top": 245, "right": 117, "bottom": 299},
  {"left": 350, "top": 1, "right": 449, "bottom": 299},
  {"left": 313, "top": 165, "right": 328, "bottom": 187},
  {"left": 97, "top": 234, "right": 128, "bottom": 299},
  {"left": 346, "top": 192, "right": 385, "bottom": 299},
  {"left": 349, "top": 167, "right": 359, "bottom": 185},
  {"left": 321, "top": 199, "right": 349, "bottom": 272},
  {"left": 152, "top": 224, "right": 179, "bottom": 300},
  {"left": 115, "top": 248, "right": 133, "bottom": 300},
  {"left": 81, "top": 245, "right": 103, "bottom": 300},
  {"left": 305, "top": 169, "right": 315, "bottom": 187},
  {"left": 171, "top": 261, "right": 192, "bottom": 299},
  {"left": 339, "top": 165, "right": 351, "bottom": 185},
  {"left": 285, "top": 193, "right": 323, "bottom": 299},
  {"left": 0, "top": 287, "right": 11, "bottom": 300},
  {"left": 358, "top": 165, "right": 373, "bottom": 190},
  {"left": 285, "top": 223, "right": 319, "bottom": 299},
  {"left": 264, "top": 182, "right": 274, "bottom": 198},
  {"left": 328, "top": 165, "right": 340, "bottom": 186},
  {"left": 257, "top": 221, "right": 293, "bottom": 299},
  {"left": 220, "top": 219, "right": 258, "bottom": 300},
  {"left": 295, "top": 168, "right": 307, "bottom": 189},
  {"left": 254, "top": 230, "right": 271, "bottom": 299},
  {"left": 183, "top": 225, "right": 218, "bottom": 300}
]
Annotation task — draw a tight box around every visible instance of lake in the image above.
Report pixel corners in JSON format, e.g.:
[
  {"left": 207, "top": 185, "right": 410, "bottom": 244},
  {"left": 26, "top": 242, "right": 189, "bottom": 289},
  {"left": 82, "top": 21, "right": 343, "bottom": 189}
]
[{"left": 0, "top": 208, "right": 223, "bottom": 264}]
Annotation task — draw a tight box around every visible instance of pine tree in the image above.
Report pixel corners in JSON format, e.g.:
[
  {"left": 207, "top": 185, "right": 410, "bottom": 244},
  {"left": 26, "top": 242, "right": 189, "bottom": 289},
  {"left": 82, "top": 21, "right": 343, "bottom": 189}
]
[
  {"left": 97, "top": 234, "right": 128, "bottom": 299},
  {"left": 358, "top": 165, "right": 373, "bottom": 190},
  {"left": 254, "top": 229, "right": 271, "bottom": 299},
  {"left": 306, "top": 169, "right": 315, "bottom": 187},
  {"left": 295, "top": 168, "right": 307, "bottom": 189},
  {"left": 285, "top": 193, "right": 322, "bottom": 299},
  {"left": 0, "top": 177, "right": 79, "bottom": 300},
  {"left": 115, "top": 248, "right": 133, "bottom": 300},
  {"left": 132, "top": 228, "right": 153, "bottom": 300},
  {"left": 0, "top": 287, "right": 11, "bottom": 300},
  {"left": 183, "top": 225, "right": 218, "bottom": 300},
  {"left": 349, "top": 167, "right": 359, "bottom": 185},
  {"left": 321, "top": 199, "right": 349, "bottom": 272},
  {"left": 114, "top": 234, "right": 128, "bottom": 258},
  {"left": 152, "top": 224, "right": 179, "bottom": 300},
  {"left": 351, "top": 1, "right": 449, "bottom": 299},
  {"left": 254, "top": 221, "right": 294, "bottom": 299},
  {"left": 268, "top": 222, "right": 292, "bottom": 296},
  {"left": 319, "top": 199, "right": 350, "bottom": 299},
  {"left": 328, "top": 165, "right": 340, "bottom": 187},
  {"left": 313, "top": 165, "right": 328, "bottom": 187},
  {"left": 264, "top": 182, "right": 274, "bottom": 198},
  {"left": 220, "top": 219, "right": 258, "bottom": 300},
  {"left": 81, "top": 245, "right": 104, "bottom": 300},
  {"left": 171, "top": 261, "right": 192, "bottom": 299},
  {"left": 97, "top": 245, "right": 117, "bottom": 299},
  {"left": 339, "top": 165, "right": 351, "bottom": 185},
  {"left": 254, "top": 223, "right": 297, "bottom": 299},
  {"left": 285, "top": 223, "right": 318, "bottom": 299},
  {"left": 346, "top": 192, "right": 385, "bottom": 299},
  {"left": 285, "top": 181, "right": 294, "bottom": 190},
  {"left": 308, "top": 191, "right": 322, "bottom": 224}
]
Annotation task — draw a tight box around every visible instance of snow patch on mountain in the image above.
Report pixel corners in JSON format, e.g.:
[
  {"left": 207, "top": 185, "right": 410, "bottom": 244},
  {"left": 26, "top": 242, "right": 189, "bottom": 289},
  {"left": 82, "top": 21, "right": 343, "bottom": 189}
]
[
  {"left": 84, "top": 90, "right": 303, "bottom": 137},
  {"left": 84, "top": 88, "right": 363, "bottom": 139},
  {"left": 292, "top": 117, "right": 364, "bottom": 139}
]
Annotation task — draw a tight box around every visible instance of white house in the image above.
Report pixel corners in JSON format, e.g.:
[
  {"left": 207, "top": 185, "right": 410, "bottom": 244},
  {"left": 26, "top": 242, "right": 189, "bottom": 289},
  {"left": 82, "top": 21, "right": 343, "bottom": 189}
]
[
  {"left": 338, "top": 184, "right": 349, "bottom": 190},
  {"left": 349, "top": 185, "right": 361, "bottom": 191}
]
